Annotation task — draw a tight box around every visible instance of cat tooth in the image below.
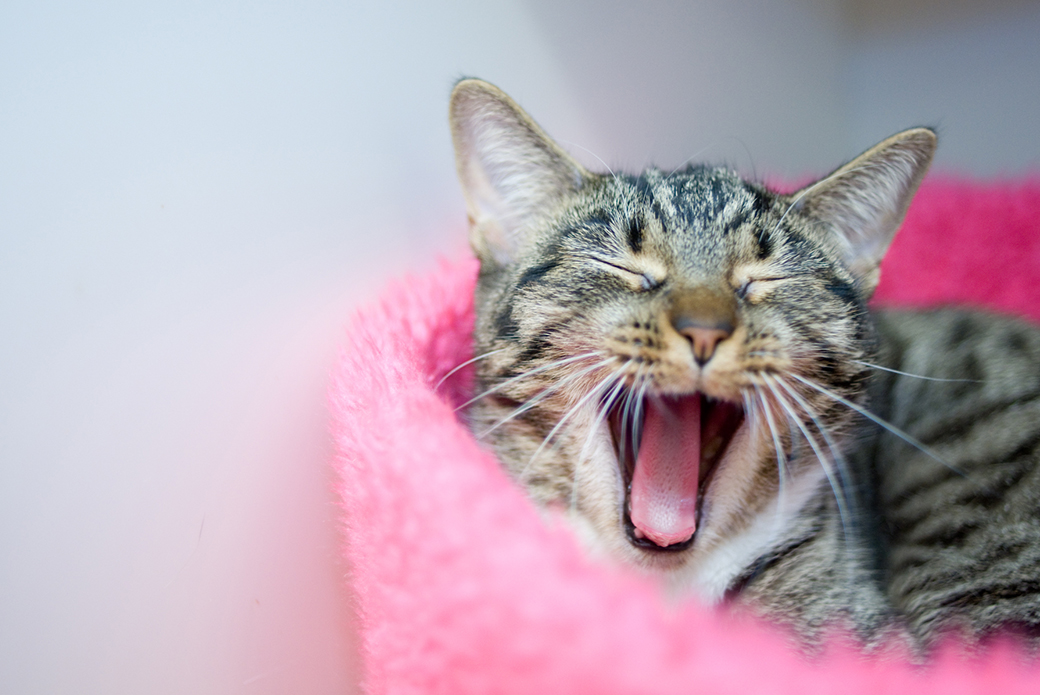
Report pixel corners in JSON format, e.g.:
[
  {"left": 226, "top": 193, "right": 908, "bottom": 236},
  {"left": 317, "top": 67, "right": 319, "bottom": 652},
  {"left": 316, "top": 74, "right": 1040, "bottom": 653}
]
[{"left": 703, "top": 436, "right": 723, "bottom": 460}]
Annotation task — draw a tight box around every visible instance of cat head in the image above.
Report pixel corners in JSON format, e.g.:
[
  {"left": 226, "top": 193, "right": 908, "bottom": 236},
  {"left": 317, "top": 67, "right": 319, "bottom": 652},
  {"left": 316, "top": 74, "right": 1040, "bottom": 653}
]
[{"left": 450, "top": 78, "right": 935, "bottom": 598}]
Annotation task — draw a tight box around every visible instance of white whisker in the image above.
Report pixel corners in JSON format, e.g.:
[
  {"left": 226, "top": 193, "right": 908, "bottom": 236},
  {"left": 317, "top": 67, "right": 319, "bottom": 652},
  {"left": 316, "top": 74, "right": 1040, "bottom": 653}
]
[
  {"left": 522, "top": 367, "right": 623, "bottom": 478},
  {"left": 763, "top": 374, "right": 851, "bottom": 542},
  {"left": 767, "top": 163, "right": 888, "bottom": 244},
  {"left": 666, "top": 142, "right": 718, "bottom": 179},
  {"left": 435, "top": 348, "right": 508, "bottom": 391},
  {"left": 754, "top": 385, "right": 790, "bottom": 535},
  {"left": 771, "top": 374, "right": 854, "bottom": 496},
  {"left": 577, "top": 371, "right": 627, "bottom": 465},
  {"left": 788, "top": 372, "right": 962, "bottom": 475},
  {"left": 618, "top": 364, "right": 645, "bottom": 469},
  {"left": 475, "top": 358, "right": 613, "bottom": 439},
  {"left": 850, "top": 359, "right": 982, "bottom": 383},
  {"left": 455, "top": 351, "right": 604, "bottom": 412},
  {"left": 556, "top": 138, "right": 621, "bottom": 188},
  {"left": 632, "top": 373, "right": 651, "bottom": 461},
  {"left": 572, "top": 369, "right": 629, "bottom": 511}
]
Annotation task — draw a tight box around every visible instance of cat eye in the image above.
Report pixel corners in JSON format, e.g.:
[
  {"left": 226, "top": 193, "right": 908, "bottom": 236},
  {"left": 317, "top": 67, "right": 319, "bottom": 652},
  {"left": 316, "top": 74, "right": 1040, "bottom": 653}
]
[
  {"left": 737, "top": 277, "right": 787, "bottom": 301},
  {"left": 587, "top": 256, "right": 662, "bottom": 292},
  {"left": 639, "top": 274, "right": 660, "bottom": 291}
]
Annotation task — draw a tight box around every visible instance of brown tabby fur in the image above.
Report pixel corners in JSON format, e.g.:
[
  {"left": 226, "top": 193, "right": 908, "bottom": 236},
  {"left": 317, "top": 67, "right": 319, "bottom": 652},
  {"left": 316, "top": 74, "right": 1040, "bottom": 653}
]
[{"left": 449, "top": 78, "right": 1040, "bottom": 653}]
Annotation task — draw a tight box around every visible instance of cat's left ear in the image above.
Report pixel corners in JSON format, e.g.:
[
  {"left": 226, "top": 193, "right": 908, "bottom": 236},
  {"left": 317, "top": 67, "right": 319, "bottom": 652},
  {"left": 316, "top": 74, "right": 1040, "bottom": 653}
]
[
  {"left": 794, "top": 128, "right": 936, "bottom": 294},
  {"left": 450, "top": 79, "right": 591, "bottom": 267}
]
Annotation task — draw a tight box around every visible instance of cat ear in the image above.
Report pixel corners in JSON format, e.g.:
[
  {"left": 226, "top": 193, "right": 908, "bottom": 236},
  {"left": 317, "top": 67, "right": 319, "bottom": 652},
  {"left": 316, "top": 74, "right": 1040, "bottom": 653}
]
[
  {"left": 794, "top": 128, "right": 937, "bottom": 294},
  {"left": 450, "top": 79, "right": 590, "bottom": 266}
]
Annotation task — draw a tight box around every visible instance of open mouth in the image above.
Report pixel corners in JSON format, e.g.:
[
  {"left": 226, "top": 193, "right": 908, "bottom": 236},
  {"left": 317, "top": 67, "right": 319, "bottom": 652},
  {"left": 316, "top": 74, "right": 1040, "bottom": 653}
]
[{"left": 609, "top": 393, "right": 744, "bottom": 552}]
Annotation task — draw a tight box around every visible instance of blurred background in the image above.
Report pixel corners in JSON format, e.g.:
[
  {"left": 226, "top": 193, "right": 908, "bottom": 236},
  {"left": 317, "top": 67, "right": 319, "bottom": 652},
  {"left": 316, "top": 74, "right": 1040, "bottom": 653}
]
[{"left": 2, "top": 1, "right": 1038, "bottom": 692}]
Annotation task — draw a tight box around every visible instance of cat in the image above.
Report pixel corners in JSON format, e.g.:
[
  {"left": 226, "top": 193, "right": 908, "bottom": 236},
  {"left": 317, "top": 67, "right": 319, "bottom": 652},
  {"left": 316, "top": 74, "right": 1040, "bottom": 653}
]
[{"left": 448, "top": 78, "right": 1040, "bottom": 653}]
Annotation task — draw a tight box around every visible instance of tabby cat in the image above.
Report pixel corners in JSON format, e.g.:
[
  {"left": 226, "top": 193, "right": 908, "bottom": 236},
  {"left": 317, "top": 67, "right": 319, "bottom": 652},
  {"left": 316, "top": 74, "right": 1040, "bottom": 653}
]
[{"left": 449, "top": 78, "right": 1040, "bottom": 652}]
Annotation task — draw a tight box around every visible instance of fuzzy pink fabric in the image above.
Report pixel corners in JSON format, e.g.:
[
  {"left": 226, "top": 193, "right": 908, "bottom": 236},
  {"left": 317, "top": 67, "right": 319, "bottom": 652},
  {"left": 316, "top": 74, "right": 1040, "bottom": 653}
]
[{"left": 330, "top": 177, "right": 1040, "bottom": 694}]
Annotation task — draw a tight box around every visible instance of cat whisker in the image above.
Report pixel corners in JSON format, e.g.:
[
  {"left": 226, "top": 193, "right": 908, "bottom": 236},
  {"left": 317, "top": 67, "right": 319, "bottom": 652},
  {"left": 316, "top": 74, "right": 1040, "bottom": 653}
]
[
  {"left": 556, "top": 138, "right": 621, "bottom": 188},
  {"left": 789, "top": 372, "right": 963, "bottom": 476},
  {"left": 475, "top": 358, "right": 614, "bottom": 439},
  {"left": 753, "top": 385, "right": 791, "bottom": 536},
  {"left": 455, "top": 351, "right": 605, "bottom": 412},
  {"left": 743, "top": 390, "right": 776, "bottom": 534},
  {"left": 762, "top": 373, "right": 852, "bottom": 544},
  {"left": 666, "top": 142, "right": 719, "bottom": 179},
  {"left": 435, "top": 348, "right": 508, "bottom": 392},
  {"left": 632, "top": 371, "right": 652, "bottom": 463},
  {"left": 572, "top": 368, "right": 629, "bottom": 512},
  {"left": 618, "top": 363, "right": 646, "bottom": 470},
  {"left": 766, "top": 162, "right": 889, "bottom": 245},
  {"left": 522, "top": 365, "right": 625, "bottom": 479},
  {"left": 592, "top": 371, "right": 630, "bottom": 453},
  {"left": 769, "top": 375, "right": 864, "bottom": 583},
  {"left": 770, "top": 374, "right": 855, "bottom": 498},
  {"left": 664, "top": 137, "right": 758, "bottom": 181},
  {"left": 849, "top": 359, "right": 983, "bottom": 383},
  {"left": 733, "top": 135, "right": 758, "bottom": 183}
]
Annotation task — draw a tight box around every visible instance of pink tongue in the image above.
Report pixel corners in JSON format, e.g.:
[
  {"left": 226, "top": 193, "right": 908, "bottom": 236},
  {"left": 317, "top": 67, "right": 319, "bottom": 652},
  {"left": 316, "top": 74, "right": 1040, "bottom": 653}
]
[{"left": 630, "top": 396, "right": 701, "bottom": 547}]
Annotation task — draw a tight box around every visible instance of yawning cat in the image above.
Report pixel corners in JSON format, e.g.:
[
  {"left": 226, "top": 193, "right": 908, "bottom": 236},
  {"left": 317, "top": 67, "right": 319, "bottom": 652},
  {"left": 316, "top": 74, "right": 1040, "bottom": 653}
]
[{"left": 449, "top": 78, "right": 1040, "bottom": 651}]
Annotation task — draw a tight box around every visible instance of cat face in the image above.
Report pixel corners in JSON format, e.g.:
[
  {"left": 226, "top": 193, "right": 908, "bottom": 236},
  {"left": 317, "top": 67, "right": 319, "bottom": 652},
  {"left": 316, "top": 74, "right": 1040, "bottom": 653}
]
[{"left": 450, "top": 79, "right": 935, "bottom": 599}]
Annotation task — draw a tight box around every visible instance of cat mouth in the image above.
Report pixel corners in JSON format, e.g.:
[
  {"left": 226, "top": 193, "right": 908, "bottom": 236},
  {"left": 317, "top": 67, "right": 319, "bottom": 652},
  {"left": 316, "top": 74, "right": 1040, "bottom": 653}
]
[{"left": 608, "top": 393, "right": 744, "bottom": 552}]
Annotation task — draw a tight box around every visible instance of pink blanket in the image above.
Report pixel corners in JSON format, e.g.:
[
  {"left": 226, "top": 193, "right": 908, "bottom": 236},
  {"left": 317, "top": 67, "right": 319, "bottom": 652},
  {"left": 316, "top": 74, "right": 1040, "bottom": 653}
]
[{"left": 330, "top": 178, "right": 1040, "bottom": 693}]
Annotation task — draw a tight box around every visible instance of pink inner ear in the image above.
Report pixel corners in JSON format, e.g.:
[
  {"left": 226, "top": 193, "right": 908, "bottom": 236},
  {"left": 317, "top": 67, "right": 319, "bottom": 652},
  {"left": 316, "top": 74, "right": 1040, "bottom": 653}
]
[{"left": 629, "top": 396, "right": 701, "bottom": 547}]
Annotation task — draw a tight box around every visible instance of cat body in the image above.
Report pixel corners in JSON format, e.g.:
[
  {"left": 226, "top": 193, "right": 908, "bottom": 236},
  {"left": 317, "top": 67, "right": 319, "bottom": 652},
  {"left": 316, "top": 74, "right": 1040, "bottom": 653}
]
[{"left": 449, "top": 78, "right": 1040, "bottom": 651}]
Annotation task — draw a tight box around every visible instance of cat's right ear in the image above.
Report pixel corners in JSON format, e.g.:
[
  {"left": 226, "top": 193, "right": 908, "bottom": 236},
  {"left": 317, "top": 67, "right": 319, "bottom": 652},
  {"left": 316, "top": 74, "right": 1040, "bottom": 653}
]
[{"left": 450, "top": 79, "right": 590, "bottom": 267}]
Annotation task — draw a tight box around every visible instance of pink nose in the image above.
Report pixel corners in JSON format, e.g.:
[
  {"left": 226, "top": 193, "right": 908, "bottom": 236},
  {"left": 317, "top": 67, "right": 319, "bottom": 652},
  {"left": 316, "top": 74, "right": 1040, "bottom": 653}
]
[
  {"left": 668, "top": 286, "right": 737, "bottom": 366},
  {"left": 676, "top": 322, "right": 732, "bottom": 365}
]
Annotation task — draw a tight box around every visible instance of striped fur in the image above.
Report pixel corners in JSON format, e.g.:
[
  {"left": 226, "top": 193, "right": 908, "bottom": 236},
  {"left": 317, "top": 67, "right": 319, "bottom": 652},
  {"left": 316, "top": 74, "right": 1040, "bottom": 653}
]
[
  {"left": 449, "top": 78, "right": 1040, "bottom": 652},
  {"left": 867, "top": 310, "right": 1040, "bottom": 646}
]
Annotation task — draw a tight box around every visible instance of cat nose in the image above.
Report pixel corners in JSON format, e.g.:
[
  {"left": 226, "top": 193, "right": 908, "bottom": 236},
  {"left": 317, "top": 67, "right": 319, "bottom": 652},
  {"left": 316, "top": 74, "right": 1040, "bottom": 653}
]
[
  {"left": 670, "top": 287, "right": 737, "bottom": 366},
  {"left": 675, "top": 320, "right": 733, "bottom": 365}
]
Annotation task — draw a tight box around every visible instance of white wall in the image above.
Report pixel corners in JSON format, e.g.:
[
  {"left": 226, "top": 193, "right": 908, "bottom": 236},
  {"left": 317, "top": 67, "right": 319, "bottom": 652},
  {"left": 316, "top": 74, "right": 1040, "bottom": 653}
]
[
  {"left": 524, "top": 0, "right": 849, "bottom": 178},
  {"left": 844, "top": 3, "right": 1040, "bottom": 175},
  {"left": 1, "top": 2, "right": 581, "bottom": 693},
  {"left": 1, "top": 1, "right": 1037, "bottom": 693}
]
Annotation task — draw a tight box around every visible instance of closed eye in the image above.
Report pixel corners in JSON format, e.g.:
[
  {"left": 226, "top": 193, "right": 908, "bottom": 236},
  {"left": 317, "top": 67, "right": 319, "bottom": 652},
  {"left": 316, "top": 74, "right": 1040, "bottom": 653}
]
[
  {"left": 737, "top": 277, "right": 789, "bottom": 300},
  {"left": 587, "top": 256, "right": 662, "bottom": 291}
]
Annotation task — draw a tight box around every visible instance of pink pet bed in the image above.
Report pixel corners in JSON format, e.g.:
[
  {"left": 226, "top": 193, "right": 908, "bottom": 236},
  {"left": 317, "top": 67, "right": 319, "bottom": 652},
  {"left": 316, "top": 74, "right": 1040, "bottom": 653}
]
[{"left": 331, "top": 178, "right": 1040, "bottom": 694}]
